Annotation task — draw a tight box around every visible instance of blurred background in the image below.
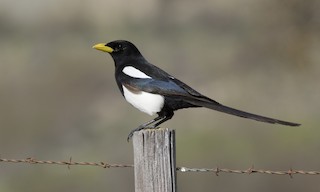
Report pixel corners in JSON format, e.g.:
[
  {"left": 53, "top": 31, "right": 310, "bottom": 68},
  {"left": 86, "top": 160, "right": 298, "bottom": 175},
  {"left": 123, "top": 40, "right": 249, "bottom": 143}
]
[{"left": 0, "top": 0, "right": 319, "bottom": 191}]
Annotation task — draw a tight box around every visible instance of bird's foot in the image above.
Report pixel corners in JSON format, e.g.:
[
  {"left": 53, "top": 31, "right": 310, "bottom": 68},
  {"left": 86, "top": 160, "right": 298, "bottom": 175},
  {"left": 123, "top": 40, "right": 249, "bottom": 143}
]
[
  {"left": 126, "top": 125, "right": 160, "bottom": 142},
  {"left": 127, "top": 126, "right": 145, "bottom": 142}
]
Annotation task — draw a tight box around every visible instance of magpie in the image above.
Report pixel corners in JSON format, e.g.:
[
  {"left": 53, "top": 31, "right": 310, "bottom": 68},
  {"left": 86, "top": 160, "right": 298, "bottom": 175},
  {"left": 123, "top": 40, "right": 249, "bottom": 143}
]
[{"left": 93, "top": 40, "right": 300, "bottom": 141}]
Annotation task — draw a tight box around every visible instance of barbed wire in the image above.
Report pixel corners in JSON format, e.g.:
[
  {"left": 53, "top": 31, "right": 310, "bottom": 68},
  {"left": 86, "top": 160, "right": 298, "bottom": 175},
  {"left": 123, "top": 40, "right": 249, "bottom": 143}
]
[
  {"left": 177, "top": 166, "right": 320, "bottom": 178},
  {"left": 0, "top": 157, "right": 133, "bottom": 169},
  {"left": 1, "top": 157, "right": 319, "bottom": 177}
]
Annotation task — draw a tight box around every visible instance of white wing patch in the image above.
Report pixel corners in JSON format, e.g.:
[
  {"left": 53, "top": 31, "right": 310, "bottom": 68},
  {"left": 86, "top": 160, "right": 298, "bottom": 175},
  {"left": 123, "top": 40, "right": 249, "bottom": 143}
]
[
  {"left": 122, "top": 85, "right": 164, "bottom": 116},
  {"left": 122, "top": 66, "right": 151, "bottom": 79}
]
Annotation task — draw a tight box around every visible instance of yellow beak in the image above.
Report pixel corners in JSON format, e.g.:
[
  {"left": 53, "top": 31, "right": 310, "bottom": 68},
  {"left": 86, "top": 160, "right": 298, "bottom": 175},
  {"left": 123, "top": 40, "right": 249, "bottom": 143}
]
[{"left": 92, "top": 43, "right": 114, "bottom": 53}]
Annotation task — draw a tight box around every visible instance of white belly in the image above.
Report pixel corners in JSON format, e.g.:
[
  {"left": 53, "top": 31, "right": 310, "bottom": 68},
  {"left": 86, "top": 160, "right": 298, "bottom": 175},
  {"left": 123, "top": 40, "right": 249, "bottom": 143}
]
[{"left": 122, "top": 85, "right": 164, "bottom": 116}]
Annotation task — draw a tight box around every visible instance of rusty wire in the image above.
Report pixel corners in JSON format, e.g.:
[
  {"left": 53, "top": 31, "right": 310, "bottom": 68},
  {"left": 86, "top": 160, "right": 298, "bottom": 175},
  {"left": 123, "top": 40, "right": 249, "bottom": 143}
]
[
  {"left": 1, "top": 157, "right": 320, "bottom": 177},
  {"left": 177, "top": 166, "right": 320, "bottom": 177},
  {"left": 0, "top": 157, "right": 133, "bottom": 169}
]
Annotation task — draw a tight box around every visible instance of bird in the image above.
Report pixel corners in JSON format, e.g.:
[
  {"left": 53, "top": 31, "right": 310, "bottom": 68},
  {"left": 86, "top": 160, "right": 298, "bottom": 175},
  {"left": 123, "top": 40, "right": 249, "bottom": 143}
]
[{"left": 93, "top": 40, "right": 300, "bottom": 141}]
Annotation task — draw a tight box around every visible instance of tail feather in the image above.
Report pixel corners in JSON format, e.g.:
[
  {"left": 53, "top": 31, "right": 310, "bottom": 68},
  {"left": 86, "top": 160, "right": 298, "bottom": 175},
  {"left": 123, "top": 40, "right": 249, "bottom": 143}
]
[{"left": 185, "top": 99, "right": 300, "bottom": 126}]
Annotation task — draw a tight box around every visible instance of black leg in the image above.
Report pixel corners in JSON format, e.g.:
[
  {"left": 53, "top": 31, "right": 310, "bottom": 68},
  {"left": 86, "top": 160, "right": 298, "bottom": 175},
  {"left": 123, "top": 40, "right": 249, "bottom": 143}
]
[
  {"left": 127, "top": 110, "right": 174, "bottom": 142},
  {"left": 127, "top": 116, "right": 163, "bottom": 142},
  {"left": 150, "top": 110, "right": 174, "bottom": 128},
  {"left": 150, "top": 115, "right": 173, "bottom": 128}
]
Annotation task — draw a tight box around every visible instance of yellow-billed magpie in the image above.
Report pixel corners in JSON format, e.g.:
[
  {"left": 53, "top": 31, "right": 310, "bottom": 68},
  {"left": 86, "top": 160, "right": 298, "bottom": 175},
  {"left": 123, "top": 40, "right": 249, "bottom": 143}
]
[{"left": 93, "top": 40, "right": 300, "bottom": 141}]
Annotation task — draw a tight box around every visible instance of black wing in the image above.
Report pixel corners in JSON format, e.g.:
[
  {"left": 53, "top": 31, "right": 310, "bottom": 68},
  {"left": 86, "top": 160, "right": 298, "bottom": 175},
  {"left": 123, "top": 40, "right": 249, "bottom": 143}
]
[{"left": 119, "top": 66, "right": 300, "bottom": 127}]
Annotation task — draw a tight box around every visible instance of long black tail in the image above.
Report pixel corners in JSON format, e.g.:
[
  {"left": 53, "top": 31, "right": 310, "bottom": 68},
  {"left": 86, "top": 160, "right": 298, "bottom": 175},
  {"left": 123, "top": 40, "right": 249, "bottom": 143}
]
[{"left": 185, "top": 98, "right": 300, "bottom": 126}]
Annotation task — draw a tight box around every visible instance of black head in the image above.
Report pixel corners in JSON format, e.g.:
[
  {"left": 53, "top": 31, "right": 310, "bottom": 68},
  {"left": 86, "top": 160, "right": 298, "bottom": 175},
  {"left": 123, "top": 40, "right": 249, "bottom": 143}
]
[{"left": 93, "top": 40, "right": 143, "bottom": 64}]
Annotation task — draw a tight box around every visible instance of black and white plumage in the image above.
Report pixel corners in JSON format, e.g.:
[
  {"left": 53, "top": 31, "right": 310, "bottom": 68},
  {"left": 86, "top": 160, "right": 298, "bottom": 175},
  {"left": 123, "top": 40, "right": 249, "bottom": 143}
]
[
  {"left": 121, "top": 66, "right": 164, "bottom": 116},
  {"left": 93, "top": 40, "right": 300, "bottom": 140}
]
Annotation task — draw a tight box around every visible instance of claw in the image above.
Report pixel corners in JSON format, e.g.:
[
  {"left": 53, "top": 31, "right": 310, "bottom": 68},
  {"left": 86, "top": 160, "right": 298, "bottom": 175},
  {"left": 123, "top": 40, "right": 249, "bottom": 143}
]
[
  {"left": 126, "top": 115, "right": 170, "bottom": 142},
  {"left": 126, "top": 125, "right": 145, "bottom": 142},
  {"left": 127, "top": 132, "right": 133, "bottom": 142}
]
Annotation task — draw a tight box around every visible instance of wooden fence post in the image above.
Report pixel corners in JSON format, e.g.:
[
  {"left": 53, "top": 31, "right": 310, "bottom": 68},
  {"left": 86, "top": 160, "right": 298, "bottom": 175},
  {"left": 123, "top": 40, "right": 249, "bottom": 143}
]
[{"left": 132, "top": 128, "right": 176, "bottom": 192}]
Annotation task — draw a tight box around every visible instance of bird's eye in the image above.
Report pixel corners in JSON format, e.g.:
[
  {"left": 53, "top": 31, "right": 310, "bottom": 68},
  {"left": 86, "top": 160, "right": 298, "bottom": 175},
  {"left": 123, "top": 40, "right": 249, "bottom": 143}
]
[
  {"left": 115, "top": 44, "right": 123, "bottom": 51},
  {"left": 118, "top": 44, "right": 127, "bottom": 51}
]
